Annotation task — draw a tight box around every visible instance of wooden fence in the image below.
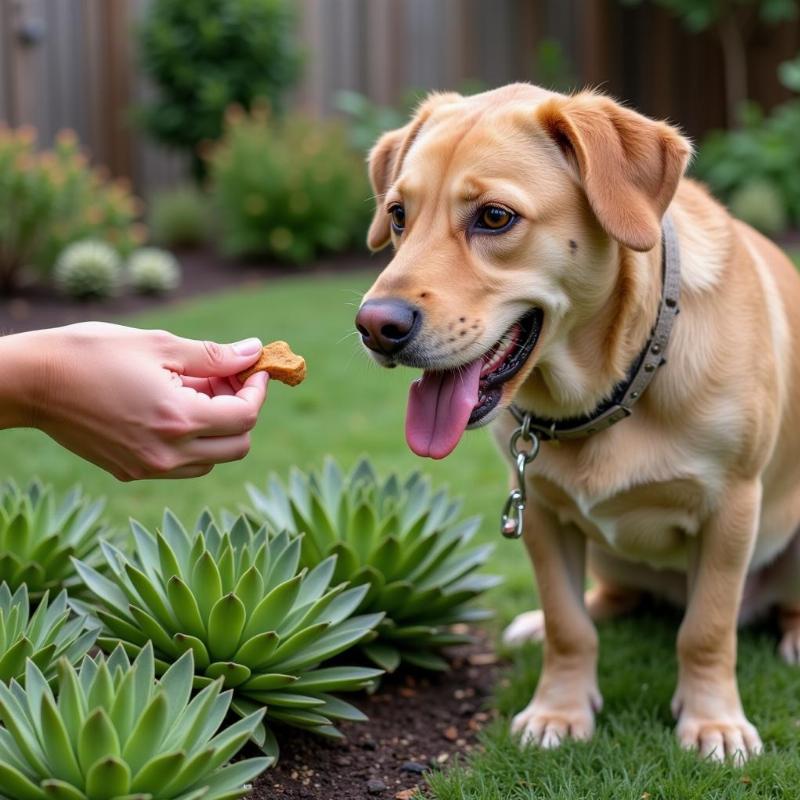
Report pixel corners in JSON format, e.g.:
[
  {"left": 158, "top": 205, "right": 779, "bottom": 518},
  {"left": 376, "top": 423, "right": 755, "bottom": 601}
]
[{"left": 0, "top": 0, "right": 798, "bottom": 198}]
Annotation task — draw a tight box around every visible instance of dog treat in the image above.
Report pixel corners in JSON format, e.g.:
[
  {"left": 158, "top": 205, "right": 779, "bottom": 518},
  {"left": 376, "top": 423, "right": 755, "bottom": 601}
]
[{"left": 237, "top": 341, "right": 307, "bottom": 386}]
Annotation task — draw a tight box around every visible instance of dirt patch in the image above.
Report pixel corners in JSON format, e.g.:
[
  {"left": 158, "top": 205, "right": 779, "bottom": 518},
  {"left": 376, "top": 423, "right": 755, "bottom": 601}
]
[
  {"left": 252, "top": 641, "right": 500, "bottom": 800},
  {"left": 0, "top": 247, "right": 386, "bottom": 334}
]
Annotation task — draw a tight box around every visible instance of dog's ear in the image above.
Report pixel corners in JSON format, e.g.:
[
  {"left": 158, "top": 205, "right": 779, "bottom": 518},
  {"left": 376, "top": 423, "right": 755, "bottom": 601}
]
[
  {"left": 366, "top": 92, "right": 462, "bottom": 251},
  {"left": 537, "top": 93, "right": 693, "bottom": 251}
]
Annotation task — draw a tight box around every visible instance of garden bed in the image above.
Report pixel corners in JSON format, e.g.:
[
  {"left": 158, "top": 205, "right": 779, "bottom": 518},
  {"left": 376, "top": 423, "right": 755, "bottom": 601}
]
[
  {"left": 257, "top": 638, "right": 499, "bottom": 800},
  {"left": 0, "top": 247, "right": 386, "bottom": 334}
]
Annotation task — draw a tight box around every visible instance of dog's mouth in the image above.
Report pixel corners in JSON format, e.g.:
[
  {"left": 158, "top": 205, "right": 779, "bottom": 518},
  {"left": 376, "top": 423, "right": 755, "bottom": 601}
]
[{"left": 405, "top": 308, "right": 543, "bottom": 459}]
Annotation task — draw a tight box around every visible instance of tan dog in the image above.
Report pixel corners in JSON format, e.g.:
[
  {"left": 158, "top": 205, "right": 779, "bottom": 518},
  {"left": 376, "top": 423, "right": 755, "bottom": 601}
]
[{"left": 354, "top": 83, "right": 800, "bottom": 763}]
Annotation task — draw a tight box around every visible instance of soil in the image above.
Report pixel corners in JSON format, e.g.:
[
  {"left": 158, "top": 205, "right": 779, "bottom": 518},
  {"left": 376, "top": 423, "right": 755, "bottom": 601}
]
[
  {"left": 251, "top": 639, "right": 500, "bottom": 800},
  {"left": 0, "top": 247, "right": 386, "bottom": 334}
]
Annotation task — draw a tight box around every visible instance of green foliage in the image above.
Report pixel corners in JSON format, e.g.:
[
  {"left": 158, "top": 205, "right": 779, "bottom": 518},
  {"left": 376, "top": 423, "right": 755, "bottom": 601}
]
[
  {"left": 207, "top": 107, "right": 371, "bottom": 263},
  {"left": 728, "top": 179, "right": 789, "bottom": 233},
  {"left": 149, "top": 185, "right": 210, "bottom": 248},
  {"left": 246, "top": 458, "right": 500, "bottom": 673},
  {"left": 694, "top": 99, "right": 800, "bottom": 229},
  {"left": 334, "top": 90, "right": 407, "bottom": 155},
  {"left": 72, "top": 511, "right": 383, "bottom": 757},
  {"left": 0, "top": 128, "right": 143, "bottom": 292},
  {"left": 619, "top": 0, "right": 797, "bottom": 31},
  {"left": 54, "top": 240, "right": 123, "bottom": 300},
  {"left": 0, "top": 481, "right": 111, "bottom": 597},
  {"left": 0, "top": 583, "right": 96, "bottom": 684},
  {"left": 0, "top": 643, "right": 270, "bottom": 800},
  {"left": 533, "top": 38, "right": 576, "bottom": 92},
  {"left": 137, "top": 0, "right": 300, "bottom": 172},
  {"left": 127, "top": 247, "right": 182, "bottom": 295}
]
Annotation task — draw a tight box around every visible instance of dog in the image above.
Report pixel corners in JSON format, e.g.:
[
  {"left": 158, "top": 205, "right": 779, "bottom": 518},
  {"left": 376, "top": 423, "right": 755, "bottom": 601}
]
[{"left": 354, "top": 83, "right": 800, "bottom": 763}]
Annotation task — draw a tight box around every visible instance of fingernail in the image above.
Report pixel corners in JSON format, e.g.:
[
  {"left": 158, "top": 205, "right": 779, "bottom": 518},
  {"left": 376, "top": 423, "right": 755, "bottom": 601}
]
[{"left": 232, "top": 338, "right": 262, "bottom": 356}]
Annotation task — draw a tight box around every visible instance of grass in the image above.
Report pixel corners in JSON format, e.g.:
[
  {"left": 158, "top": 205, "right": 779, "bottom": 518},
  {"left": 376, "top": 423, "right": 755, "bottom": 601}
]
[{"left": 3, "top": 270, "right": 799, "bottom": 799}]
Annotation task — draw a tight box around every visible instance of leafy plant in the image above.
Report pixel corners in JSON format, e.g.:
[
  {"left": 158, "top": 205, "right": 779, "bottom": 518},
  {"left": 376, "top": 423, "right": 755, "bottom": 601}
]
[
  {"left": 0, "top": 583, "right": 96, "bottom": 684},
  {"left": 728, "top": 179, "right": 789, "bottom": 234},
  {"left": 334, "top": 90, "right": 407, "bottom": 155},
  {"left": 0, "top": 127, "right": 143, "bottom": 292},
  {"left": 206, "top": 106, "right": 371, "bottom": 263},
  {"left": 149, "top": 185, "right": 210, "bottom": 248},
  {"left": 0, "top": 481, "right": 111, "bottom": 597},
  {"left": 54, "top": 240, "right": 123, "bottom": 300},
  {"left": 127, "top": 247, "right": 182, "bottom": 295},
  {"left": 137, "top": 0, "right": 300, "bottom": 177},
  {"left": 245, "top": 458, "right": 499, "bottom": 673},
  {"left": 72, "top": 511, "right": 383, "bottom": 758},
  {"left": 0, "top": 643, "right": 270, "bottom": 800}
]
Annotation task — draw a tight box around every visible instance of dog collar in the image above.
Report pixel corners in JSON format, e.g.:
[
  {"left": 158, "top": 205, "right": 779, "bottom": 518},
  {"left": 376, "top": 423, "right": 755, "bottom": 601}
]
[{"left": 508, "top": 213, "right": 681, "bottom": 442}]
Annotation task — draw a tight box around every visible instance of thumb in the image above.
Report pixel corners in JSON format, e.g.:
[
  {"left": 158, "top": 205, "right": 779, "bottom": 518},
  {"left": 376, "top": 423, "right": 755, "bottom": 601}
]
[{"left": 170, "top": 336, "right": 263, "bottom": 378}]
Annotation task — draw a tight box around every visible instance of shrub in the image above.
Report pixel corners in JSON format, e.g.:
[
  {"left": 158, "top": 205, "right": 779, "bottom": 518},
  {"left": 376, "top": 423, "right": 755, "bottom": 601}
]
[
  {"left": 207, "top": 107, "right": 371, "bottom": 263},
  {"left": 149, "top": 185, "right": 210, "bottom": 248},
  {"left": 128, "top": 247, "right": 182, "bottom": 295},
  {"left": 54, "top": 240, "right": 123, "bottom": 300},
  {"left": 0, "top": 127, "right": 143, "bottom": 292},
  {"left": 137, "top": 0, "right": 300, "bottom": 176},
  {"left": 245, "top": 458, "right": 499, "bottom": 673},
  {"left": 728, "top": 179, "right": 789, "bottom": 234},
  {"left": 0, "top": 480, "right": 111, "bottom": 597},
  {"left": 0, "top": 583, "right": 96, "bottom": 683},
  {"left": 0, "top": 643, "right": 270, "bottom": 800},
  {"left": 72, "top": 510, "right": 383, "bottom": 758}
]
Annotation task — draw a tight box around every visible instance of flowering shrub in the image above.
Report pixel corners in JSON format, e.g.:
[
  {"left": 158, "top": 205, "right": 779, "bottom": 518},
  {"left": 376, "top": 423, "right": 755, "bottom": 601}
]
[
  {"left": 0, "top": 126, "right": 144, "bottom": 291},
  {"left": 206, "top": 106, "right": 371, "bottom": 264}
]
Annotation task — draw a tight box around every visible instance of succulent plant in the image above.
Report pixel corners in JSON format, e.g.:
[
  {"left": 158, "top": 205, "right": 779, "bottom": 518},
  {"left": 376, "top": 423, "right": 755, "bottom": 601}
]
[
  {"left": 0, "top": 643, "right": 270, "bottom": 800},
  {"left": 245, "top": 458, "right": 499, "bottom": 673},
  {"left": 54, "top": 239, "right": 123, "bottom": 299},
  {"left": 72, "top": 511, "right": 383, "bottom": 758},
  {"left": 0, "top": 481, "right": 111, "bottom": 597},
  {"left": 0, "top": 583, "right": 96, "bottom": 684},
  {"left": 127, "top": 247, "right": 182, "bottom": 295}
]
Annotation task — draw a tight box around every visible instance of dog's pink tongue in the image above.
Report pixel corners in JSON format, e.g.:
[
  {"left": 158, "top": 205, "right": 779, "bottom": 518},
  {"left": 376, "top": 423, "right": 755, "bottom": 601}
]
[{"left": 405, "top": 360, "right": 482, "bottom": 459}]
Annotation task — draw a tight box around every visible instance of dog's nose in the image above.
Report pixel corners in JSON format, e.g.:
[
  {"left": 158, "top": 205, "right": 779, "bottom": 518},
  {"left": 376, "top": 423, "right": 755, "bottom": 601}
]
[{"left": 355, "top": 299, "right": 421, "bottom": 355}]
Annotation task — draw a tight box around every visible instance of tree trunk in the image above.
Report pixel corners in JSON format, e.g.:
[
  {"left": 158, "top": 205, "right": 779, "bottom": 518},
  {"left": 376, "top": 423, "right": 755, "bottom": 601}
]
[{"left": 718, "top": 16, "right": 749, "bottom": 128}]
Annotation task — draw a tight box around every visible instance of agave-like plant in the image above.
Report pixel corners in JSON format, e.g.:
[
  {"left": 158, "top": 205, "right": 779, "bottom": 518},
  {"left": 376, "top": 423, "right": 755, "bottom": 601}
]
[
  {"left": 72, "top": 511, "right": 383, "bottom": 758},
  {"left": 0, "top": 643, "right": 270, "bottom": 800},
  {"left": 0, "top": 582, "right": 96, "bottom": 684},
  {"left": 0, "top": 480, "right": 111, "bottom": 596},
  {"left": 245, "top": 458, "right": 500, "bottom": 672}
]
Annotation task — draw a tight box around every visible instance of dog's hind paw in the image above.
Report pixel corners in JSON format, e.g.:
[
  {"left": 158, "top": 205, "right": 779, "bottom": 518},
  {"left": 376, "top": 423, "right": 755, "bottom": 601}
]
[
  {"left": 779, "top": 627, "right": 800, "bottom": 665},
  {"left": 511, "top": 693, "right": 599, "bottom": 748},
  {"left": 502, "top": 609, "right": 545, "bottom": 648}
]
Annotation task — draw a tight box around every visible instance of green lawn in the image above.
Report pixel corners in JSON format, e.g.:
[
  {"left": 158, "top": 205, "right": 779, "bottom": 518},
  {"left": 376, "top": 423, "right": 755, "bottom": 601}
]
[{"left": 3, "top": 271, "right": 798, "bottom": 799}]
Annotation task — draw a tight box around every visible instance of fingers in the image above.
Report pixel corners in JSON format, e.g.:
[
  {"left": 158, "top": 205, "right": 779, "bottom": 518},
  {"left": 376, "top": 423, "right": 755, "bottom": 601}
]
[
  {"left": 181, "top": 376, "right": 237, "bottom": 397},
  {"left": 180, "top": 433, "right": 252, "bottom": 465},
  {"left": 158, "top": 464, "right": 215, "bottom": 480},
  {"left": 165, "top": 335, "right": 263, "bottom": 378},
  {"left": 184, "top": 371, "right": 268, "bottom": 436}
]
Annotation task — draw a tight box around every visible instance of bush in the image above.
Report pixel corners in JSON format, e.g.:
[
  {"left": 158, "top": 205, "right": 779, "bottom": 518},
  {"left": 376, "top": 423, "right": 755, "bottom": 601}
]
[
  {"left": 128, "top": 247, "right": 182, "bottom": 295},
  {"left": 137, "top": 0, "right": 300, "bottom": 175},
  {"left": 73, "top": 510, "right": 383, "bottom": 758},
  {"left": 0, "top": 480, "right": 111, "bottom": 597},
  {"left": 149, "top": 185, "right": 210, "bottom": 248},
  {"left": 0, "top": 127, "right": 143, "bottom": 291},
  {"left": 55, "top": 240, "right": 123, "bottom": 299},
  {"left": 207, "top": 107, "right": 371, "bottom": 263},
  {"left": 728, "top": 179, "right": 789, "bottom": 234},
  {"left": 246, "top": 458, "right": 499, "bottom": 673},
  {"left": 0, "top": 643, "right": 270, "bottom": 800}
]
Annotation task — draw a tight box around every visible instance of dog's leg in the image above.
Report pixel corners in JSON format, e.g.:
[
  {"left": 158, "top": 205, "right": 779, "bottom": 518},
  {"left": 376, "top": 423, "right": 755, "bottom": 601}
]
[
  {"left": 671, "top": 479, "right": 762, "bottom": 764},
  {"left": 775, "top": 529, "right": 800, "bottom": 665},
  {"left": 510, "top": 502, "right": 602, "bottom": 748}
]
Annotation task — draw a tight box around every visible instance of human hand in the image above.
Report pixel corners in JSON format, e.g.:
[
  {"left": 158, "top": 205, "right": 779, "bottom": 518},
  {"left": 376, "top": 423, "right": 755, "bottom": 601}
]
[{"left": 4, "top": 322, "right": 268, "bottom": 480}]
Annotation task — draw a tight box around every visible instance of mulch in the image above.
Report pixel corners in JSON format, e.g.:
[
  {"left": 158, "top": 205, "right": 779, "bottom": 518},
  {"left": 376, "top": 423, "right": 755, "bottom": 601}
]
[
  {"left": 251, "top": 639, "right": 500, "bottom": 800},
  {"left": 0, "top": 247, "right": 387, "bottom": 335}
]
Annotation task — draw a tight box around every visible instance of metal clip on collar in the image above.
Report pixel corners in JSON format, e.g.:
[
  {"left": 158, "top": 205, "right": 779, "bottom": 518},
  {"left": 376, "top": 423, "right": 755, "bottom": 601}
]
[{"left": 500, "top": 413, "right": 540, "bottom": 538}]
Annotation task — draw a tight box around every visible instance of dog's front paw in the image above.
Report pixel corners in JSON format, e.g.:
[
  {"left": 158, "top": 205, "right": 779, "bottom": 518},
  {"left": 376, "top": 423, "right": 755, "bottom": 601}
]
[
  {"left": 779, "top": 627, "right": 800, "bottom": 665},
  {"left": 511, "top": 697, "right": 598, "bottom": 748},
  {"left": 675, "top": 713, "right": 762, "bottom": 765},
  {"left": 502, "top": 609, "right": 545, "bottom": 648}
]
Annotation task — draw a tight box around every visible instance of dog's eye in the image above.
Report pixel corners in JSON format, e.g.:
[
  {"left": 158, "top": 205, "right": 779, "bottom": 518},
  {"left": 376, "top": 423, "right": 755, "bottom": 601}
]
[
  {"left": 389, "top": 204, "right": 406, "bottom": 233},
  {"left": 475, "top": 205, "right": 515, "bottom": 232}
]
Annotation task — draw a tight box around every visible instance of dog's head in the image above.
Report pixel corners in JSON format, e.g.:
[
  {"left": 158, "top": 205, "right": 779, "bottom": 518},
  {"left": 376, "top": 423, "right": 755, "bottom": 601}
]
[{"left": 355, "top": 83, "right": 691, "bottom": 459}]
